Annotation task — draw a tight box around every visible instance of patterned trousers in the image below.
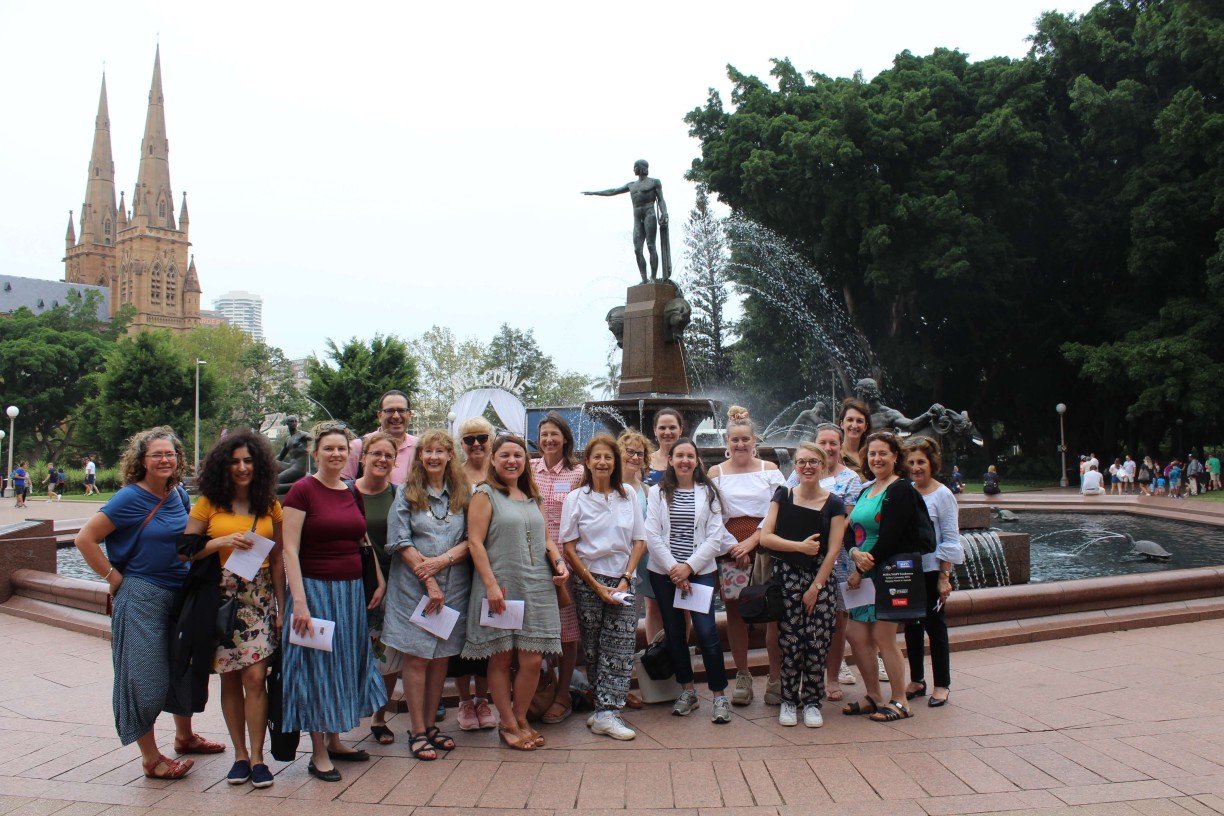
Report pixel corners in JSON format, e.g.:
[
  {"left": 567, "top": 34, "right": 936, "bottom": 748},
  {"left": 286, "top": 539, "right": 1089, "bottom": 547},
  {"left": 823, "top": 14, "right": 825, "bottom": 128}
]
[
  {"left": 573, "top": 574, "right": 638, "bottom": 711},
  {"left": 773, "top": 559, "right": 836, "bottom": 708}
]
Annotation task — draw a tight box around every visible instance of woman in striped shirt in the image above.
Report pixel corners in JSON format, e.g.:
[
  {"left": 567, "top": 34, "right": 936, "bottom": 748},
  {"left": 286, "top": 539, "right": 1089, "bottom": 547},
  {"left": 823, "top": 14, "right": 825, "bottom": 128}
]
[{"left": 645, "top": 438, "right": 732, "bottom": 724}]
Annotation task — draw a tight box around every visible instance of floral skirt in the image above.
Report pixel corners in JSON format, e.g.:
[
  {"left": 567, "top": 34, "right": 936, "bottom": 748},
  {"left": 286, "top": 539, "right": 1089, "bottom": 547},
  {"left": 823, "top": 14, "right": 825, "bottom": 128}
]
[{"left": 215, "top": 566, "right": 279, "bottom": 674}]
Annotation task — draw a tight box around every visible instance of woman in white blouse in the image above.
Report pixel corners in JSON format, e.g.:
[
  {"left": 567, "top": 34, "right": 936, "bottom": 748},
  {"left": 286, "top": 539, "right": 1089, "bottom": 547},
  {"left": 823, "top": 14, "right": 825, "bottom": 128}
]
[
  {"left": 708, "top": 418, "right": 785, "bottom": 707},
  {"left": 646, "top": 438, "right": 732, "bottom": 724},
  {"left": 560, "top": 435, "right": 646, "bottom": 741},
  {"left": 901, "top": 437, "right": 963, "bottom": 707}
]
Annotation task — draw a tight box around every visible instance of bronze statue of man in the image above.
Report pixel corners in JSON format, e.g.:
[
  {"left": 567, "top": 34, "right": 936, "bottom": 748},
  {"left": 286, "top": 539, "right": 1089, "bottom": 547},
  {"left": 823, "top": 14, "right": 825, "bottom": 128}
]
[{"left": 584, "top": 159, "right": 671, "bottom": 282}]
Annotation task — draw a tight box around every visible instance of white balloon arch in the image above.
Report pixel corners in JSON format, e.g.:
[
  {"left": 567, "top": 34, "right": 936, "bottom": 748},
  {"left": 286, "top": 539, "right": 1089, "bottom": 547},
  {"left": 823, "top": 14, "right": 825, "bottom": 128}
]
[{"left": 448, "top": 388, "right": 526, "bottom": 438}]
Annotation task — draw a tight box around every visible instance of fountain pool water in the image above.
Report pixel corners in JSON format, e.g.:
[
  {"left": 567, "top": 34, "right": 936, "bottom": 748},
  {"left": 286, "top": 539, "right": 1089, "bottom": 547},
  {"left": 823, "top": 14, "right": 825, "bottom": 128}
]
[{"left": 1017, "top": 511, "right": 1224, "bottom": 582}]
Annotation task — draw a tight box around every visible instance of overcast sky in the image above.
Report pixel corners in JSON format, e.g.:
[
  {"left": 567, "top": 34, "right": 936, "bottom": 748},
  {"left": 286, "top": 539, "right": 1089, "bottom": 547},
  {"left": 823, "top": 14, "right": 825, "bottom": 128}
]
[{"left": 0, "top": 0, "right": 1072, "bottom": 382}]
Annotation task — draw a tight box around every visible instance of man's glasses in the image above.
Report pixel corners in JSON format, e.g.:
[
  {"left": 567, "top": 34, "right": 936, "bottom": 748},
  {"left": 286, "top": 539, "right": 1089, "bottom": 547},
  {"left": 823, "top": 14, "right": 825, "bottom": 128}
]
[
  {"left": 146, "top": 452, "right": 177, "bottom": 461},
  {"left": 462, "top": 434, "right": 490, "bottom": 446},
  {"left": 379, "top": 407, "right": 410, "bottom": 416}
]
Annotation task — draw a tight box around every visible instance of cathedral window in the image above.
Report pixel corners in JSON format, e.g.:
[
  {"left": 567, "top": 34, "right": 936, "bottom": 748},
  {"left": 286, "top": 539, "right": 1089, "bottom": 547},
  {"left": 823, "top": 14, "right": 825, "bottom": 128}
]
[
  {"left": 104, "top": 220, "right": 110, "bottom": 236},
  {"left": 159, "top": 201, "right": 166, "bottom": 218},
  {"left": 151, "top": 264, "right": 162, "bottom": 304},
  {"left": 166, "top": 266, "right": 177, "bottom": 306}
]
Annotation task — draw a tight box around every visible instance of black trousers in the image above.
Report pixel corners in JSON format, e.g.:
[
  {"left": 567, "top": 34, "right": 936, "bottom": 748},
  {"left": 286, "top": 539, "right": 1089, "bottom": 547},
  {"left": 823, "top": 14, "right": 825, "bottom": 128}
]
[{"left": 904, "top": 571, "right": 950, "bottom": 689}]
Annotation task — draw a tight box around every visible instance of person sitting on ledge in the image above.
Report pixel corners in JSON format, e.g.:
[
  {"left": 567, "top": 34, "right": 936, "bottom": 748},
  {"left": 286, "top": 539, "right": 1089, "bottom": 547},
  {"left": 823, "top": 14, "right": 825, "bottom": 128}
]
[{"left": 1081, "top": 464, "right": 1105, "bottom": 496}]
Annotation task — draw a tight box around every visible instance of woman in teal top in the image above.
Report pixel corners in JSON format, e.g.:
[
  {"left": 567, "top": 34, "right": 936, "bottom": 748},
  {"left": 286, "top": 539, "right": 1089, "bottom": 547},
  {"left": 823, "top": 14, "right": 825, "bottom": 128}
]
[{"left": 842, "top": 431, "right": 926, "bottom": 724}]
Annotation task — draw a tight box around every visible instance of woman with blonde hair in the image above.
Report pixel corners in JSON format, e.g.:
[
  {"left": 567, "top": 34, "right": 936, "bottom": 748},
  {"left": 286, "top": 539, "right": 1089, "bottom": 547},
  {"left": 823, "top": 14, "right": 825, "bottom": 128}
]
[
  {"left": 450, "top": 415, "right": 497, "bottom": 731},
  {"left": 708, "top": 417, "right": 784, "bottom": 706},
  {"left": 383, "top": 430, "right": 471, "bottom": 759},
  {"left": 618, "top": 429, "right": 662, "bottom": 641},
  {"left": 761, "top": 441, "right": 845, "bottom": 727},
  {"left": 462, "top": 434, "right": 568, "bottom": 750}
]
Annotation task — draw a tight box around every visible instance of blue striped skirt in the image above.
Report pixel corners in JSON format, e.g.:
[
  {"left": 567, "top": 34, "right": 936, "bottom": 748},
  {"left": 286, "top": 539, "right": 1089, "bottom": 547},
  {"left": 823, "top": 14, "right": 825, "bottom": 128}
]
[
  {"left": 282, "top": 577, "right": 387, "bottom": 733},
  {"left": 111, "top": 576, "right": 192, "bottom": 745}
]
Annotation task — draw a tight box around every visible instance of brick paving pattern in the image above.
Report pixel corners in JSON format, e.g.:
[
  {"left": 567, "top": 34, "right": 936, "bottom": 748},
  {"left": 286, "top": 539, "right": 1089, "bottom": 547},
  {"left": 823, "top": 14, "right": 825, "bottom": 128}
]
[{"left": 2, "top": 614, "right": 1224, "bottom": 815}]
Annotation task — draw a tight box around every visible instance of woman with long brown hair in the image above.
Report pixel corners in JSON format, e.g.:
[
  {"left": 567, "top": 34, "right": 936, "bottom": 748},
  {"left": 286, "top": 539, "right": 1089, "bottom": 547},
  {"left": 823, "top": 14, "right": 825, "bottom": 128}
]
[{"left": 462, "top": 434, "right": 569, "bottom": 750}]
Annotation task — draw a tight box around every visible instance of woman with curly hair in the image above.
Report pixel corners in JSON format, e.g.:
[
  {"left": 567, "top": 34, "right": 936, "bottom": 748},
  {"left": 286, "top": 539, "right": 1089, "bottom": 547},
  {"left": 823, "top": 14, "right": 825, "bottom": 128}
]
[
  {"left": 75, "top": 427, "right": 218, "bottom": 780},
  {"left": 839, "top": 398, "right": 871, "bottom": 474},
  {"left": 183, "top": 430, "right": 285, "bottom": 788}
]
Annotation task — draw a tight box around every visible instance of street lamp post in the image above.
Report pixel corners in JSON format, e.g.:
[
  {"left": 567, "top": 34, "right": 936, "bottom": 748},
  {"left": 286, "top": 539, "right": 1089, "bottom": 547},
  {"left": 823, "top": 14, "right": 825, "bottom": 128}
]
[
  {"left": 6, "top": 406, "right": 19, "bottom": 499},
  {"left": 1056, "top": 403, "right": 1068, "bottom": 488},
  {"left": 194, "top": 360, "right": 207, "bottom": 476}
]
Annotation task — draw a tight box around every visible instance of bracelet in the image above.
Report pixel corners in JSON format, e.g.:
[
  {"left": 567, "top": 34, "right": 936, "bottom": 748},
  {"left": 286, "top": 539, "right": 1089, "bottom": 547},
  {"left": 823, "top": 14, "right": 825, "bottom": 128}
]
[
  {"left": 939, "top": 570, "right": 952, "bottom": 578},
  {"left": 447, "top": 552, "right": 454, "bottom": 565},
  {"left": 621, "top": 573, "right": 632, "bottom": 582},
  {"left": 554, "top": 558, "right": 565, "bottom": 567},
  {"left": 103, "top": 567, "right": 114, "bottom": 580}
]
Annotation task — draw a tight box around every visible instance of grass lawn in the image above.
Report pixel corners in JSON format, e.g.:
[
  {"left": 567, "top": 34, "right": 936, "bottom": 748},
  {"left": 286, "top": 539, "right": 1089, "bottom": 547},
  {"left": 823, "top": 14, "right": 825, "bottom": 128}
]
[
  {"left": 961, "top": 479, "right": 1058, "bottom": 494},
  {"left": 63, "top": 491, "right": 120, "bottom": 502}
]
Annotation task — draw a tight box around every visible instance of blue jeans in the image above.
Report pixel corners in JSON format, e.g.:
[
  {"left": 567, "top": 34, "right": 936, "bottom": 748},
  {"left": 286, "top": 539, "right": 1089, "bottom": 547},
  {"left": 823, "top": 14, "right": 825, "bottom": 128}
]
[{"left": 649, "top": 570, "right": 727, "bottom": 693}]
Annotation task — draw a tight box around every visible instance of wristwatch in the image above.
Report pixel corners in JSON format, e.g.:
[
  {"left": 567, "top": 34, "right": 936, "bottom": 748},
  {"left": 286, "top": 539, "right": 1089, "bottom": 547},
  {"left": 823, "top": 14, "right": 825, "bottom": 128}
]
[{"left": 939, "top": 570, "right": 952, "bottom": 578}]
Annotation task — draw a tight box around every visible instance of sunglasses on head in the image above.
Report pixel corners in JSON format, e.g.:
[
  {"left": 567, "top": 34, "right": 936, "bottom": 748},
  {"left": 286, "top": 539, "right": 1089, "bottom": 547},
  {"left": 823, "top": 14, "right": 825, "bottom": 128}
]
[{"left": 462, "top": 433, "right": 490, "bottom": 446}]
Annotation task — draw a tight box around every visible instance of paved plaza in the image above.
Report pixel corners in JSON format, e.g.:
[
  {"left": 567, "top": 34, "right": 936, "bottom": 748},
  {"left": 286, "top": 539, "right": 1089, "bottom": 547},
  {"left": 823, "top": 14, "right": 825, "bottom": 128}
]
[{"left": 2, "top": 613, "right": 1224, "bottom": 816}]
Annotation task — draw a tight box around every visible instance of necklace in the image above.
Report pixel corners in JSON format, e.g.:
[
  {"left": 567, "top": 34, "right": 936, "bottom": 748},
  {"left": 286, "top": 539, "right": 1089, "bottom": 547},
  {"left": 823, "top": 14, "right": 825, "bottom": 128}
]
[{"left": 428, "top": 495, "right": 450, "bottom": 523}]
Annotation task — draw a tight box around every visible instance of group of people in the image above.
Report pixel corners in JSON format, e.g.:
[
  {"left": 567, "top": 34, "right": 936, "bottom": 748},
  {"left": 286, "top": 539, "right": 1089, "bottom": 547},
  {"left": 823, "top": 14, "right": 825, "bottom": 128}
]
[
  {"left": 4, "top": 457, "right": 100, "bottom": 505},
  {"left": 1080, "top": 452, "right": 1221, "bottom": 497},
  {"left": 75, "top": 390, "right": 965, "bottom": 786}
]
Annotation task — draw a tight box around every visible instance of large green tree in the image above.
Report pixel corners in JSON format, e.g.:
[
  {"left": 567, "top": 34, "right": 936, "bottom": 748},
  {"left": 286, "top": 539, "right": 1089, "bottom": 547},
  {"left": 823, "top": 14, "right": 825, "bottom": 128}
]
[
  {"left": 0, "top": 291, "right": 128, "bottom": 462},
  {"left": 481, "top": 324, "right": 591, "bottom": 406},
  {"left": 678, "top": 183, "right": 735, "bottom": 391},
  {"left": 686, "top": 0, "right": 1224, "bottom": 464},
  {"left": 306, "top": 335, "right": 419, "bottom": 429},
  {"left": 83, "top": 330, "right": 217, "bottom": 462}
]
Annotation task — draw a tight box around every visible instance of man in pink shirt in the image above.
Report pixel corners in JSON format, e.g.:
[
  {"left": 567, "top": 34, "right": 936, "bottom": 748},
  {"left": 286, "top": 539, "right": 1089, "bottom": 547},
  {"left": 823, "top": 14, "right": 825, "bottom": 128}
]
[{"left": 341, "top": 390, "right": 418, "bottom": 484}]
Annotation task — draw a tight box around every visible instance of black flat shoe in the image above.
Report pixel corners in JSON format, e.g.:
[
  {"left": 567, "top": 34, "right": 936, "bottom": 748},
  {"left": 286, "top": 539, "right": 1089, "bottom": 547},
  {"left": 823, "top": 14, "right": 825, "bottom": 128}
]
[
  {"left": 928, "top": 691, "right": 950, "bottom": 708},
  {"left": 307, "top": 762, "right": 342, "bottom": 782},
  {"left": 905, "top": 681, "right": 928, "bottom": 701},
  {"left": 327, "top": 748, "right": 370, "bottom": 762}
]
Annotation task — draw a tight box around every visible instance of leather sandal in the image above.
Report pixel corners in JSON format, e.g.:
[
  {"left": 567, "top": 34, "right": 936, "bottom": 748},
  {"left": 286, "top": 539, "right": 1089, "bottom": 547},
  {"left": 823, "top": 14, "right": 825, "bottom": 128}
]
[
  {"left": 498, "top": 724, "right": 535, "bottom": 751},
  {"left": 143, "top": 754, "right": 193, "bottom": 779},
  {"left": 409, "top": 733, "right": 437, "bottom": 761},
  {"left": 842, "top": 695, "right": 878, "bottom": 716},
  {"left": 425, "top": 726, "right": 455, "bottom": 751},
  {"left": 870, "top": 700, "right": 914, "bottom": 722},
  {"left": 905, "top": 680, "right": 928, "bottom": 701},
  {"left": 173, "top": 733, "right": 225, "bottom": 754}
]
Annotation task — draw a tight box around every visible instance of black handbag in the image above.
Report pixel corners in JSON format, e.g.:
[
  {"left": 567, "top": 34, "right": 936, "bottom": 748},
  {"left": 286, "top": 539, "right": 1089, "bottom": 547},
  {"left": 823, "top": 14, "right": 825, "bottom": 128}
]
[
  {"left": 639, "top": 634, "right": 674, "bottom": 680},
  {"left": 739, "top": 581, "right": 784, "bottom": 624},
  {"left": 344, "top": 482, "right": 379, "bottom": 605},
  {"left": 265, "top": 649, "right": 301, "bottom": 762},
  {"left": 873, "top": 552, "right": 926, "bottom": 621}
]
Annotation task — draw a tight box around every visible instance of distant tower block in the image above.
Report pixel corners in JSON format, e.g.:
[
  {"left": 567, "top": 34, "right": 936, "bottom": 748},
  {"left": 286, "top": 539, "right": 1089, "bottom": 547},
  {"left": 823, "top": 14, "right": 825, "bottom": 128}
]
[{"left": 213, "top": 290, "right": 265, "bottom": 342}]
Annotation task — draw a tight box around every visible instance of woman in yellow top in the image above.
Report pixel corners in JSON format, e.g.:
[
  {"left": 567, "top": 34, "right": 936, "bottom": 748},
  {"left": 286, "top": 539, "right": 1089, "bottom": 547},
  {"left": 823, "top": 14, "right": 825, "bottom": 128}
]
[{"left": 184, "top": 430, "right": 285, "bottom": 789}]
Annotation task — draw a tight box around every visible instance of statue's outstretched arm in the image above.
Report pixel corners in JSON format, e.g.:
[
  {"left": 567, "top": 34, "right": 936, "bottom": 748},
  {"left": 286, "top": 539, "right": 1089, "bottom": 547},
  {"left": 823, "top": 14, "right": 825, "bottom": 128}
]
[{"left": 583, "top": 184, "right": 630, "bottom": 196}]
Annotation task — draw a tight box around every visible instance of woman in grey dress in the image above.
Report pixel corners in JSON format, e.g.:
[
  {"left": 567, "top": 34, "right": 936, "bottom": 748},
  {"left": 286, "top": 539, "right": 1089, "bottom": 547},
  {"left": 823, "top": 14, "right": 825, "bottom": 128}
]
[
  {"left": 462, "top": 434, "right": 568, "bottom": 751},
  {"left": 382, "top": 430, "right": 471, "bottom": 760}
]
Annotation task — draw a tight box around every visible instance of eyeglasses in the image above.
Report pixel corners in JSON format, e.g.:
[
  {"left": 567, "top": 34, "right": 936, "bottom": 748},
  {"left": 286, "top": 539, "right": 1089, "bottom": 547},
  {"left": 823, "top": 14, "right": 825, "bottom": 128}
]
[
  {"left": 146, "top": 452, "right": 177, "bottom": 461},
  {"left": 365, "top": 451, "right": 396, "bottom": 461},
  {"left": 462, "top": 434, "right": 490, "bottom": 446},
  {"left": 379, "top": 407, "right": 410, "bottom": 416},
  {"left": 624, "top": 449, "right": 645, "bottom": 459},
  {"left": 794, "top": 459, "right": 823, "bottom": 468}
]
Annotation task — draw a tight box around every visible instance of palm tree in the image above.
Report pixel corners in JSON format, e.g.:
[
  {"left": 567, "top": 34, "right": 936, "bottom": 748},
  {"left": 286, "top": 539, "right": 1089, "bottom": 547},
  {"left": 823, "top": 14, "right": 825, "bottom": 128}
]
[{"left": 592, "top": 352, "right": 620, "bottom": 399}]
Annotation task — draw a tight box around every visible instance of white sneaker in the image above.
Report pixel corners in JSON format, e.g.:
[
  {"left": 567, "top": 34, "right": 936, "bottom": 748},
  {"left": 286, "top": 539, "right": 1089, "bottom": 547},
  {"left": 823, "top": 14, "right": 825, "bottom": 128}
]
[
  {"left": 591, "top": 710, "right": 636, "bottom": 740},
  {"left": 586, "top": 712, "right": 597, "bottom": 728},
  {"left": 839, "top": 660, "right": 856, "bottom": 685},
  {"left": 803, "top": 705, "right": 824, "bottom": 728},
  {"left": 877, "top": 657, "right": 888, "bottom": 681},
  {"left": 779, "top": 701, "right": 798, "bottom": 726}
]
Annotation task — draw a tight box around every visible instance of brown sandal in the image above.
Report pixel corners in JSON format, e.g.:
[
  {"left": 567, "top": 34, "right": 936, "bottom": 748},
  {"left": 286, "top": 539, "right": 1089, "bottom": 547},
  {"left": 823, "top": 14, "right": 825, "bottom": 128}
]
[
  {"left": 498, "top": 724, "right": 535, "bottom": 751},
  {"left": 870, "top": 700, "right": 914, "bottom": 722},
  {"left": 173, "top": 733, "right": 225, "bottom": 754},
  {"left": 143, "top": 754, "right": 194, "bottom": 779}
]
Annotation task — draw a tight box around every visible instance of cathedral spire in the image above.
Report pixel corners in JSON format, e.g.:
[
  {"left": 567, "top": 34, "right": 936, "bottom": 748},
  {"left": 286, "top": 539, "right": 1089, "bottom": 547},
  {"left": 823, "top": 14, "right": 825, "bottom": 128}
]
[
  {"left": 132, "top": 46, "right": 176, "bottom": 230},
  {"left": 78, "top": 74, "right": 117, "bottom": 246},
  {"left": 65, "top": 211, "right": 76, "bottom": 251},
  {"left": 178, "top": 191, "right": 189, "bottom": 236}
]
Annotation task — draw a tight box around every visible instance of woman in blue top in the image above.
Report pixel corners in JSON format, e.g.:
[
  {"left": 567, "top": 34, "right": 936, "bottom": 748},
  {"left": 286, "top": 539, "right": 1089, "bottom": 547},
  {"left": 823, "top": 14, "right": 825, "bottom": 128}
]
[
  {"left": 12, "top": 461, "right": 29, "bottom": 508},
  {"left": 74, "top": 427, "right": 222, "bottom": 780}
]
